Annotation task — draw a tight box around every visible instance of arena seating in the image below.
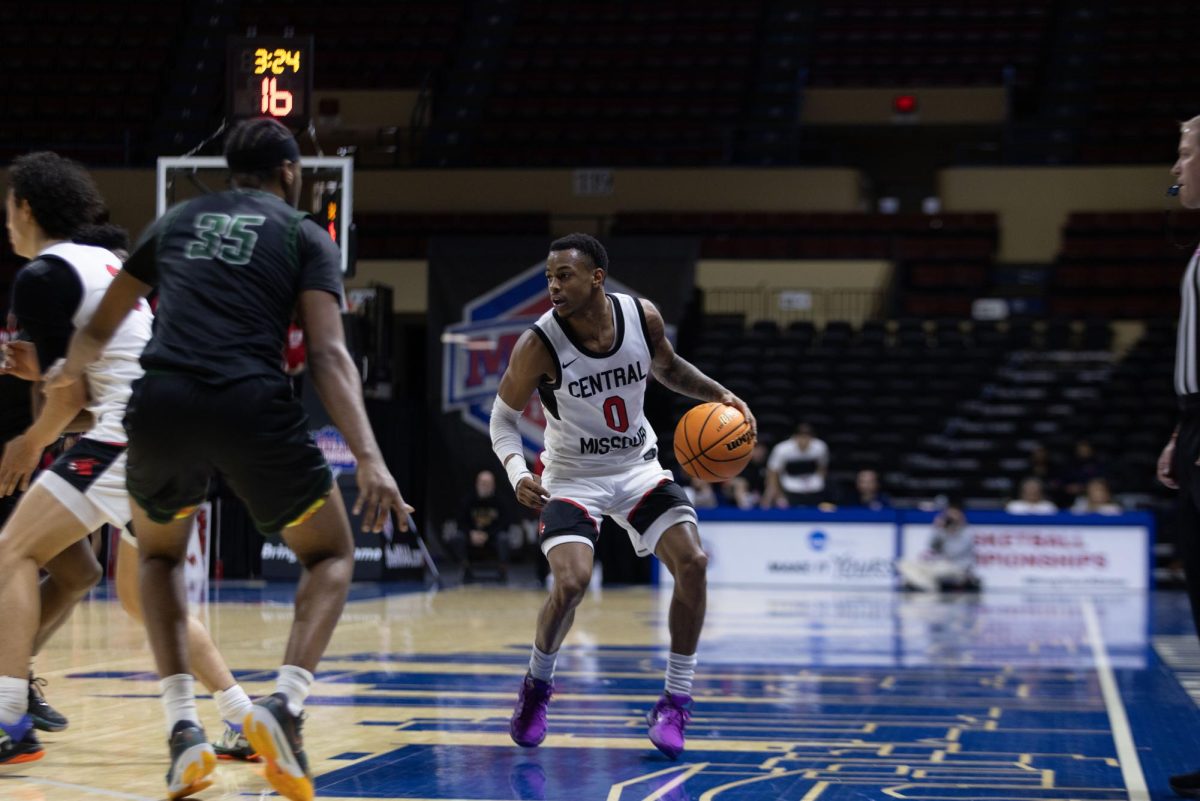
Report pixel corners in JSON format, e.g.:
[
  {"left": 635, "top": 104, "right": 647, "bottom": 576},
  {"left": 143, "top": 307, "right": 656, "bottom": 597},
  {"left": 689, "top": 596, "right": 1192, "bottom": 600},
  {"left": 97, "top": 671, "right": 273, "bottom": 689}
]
[
  {"left": 804, "top": 1, "right": 1053, "bottom": 89},
  {"left": 612, "top": 211, "right": 997, "bottom": 257},
  {"left": 472, "top": 1, "right": 762, "bottom": 166},
  {"left": 237, "top": 1, "right": 463, "bottom": 90},
  {"left": 0, "top": 3, "right": 183, "bottom": 164},
  {"left": 677, "top": 314, "right": 1174, "bottom": 510},
  {"left": 353, "top": 212, "right": 550, "bottom": 259},
  {"left": 1081, "top": 2, "right": 1200, "bottom": 163},
  {"left": 1050, "top": 211, "right": 1200, "bottom": 318},
  {"left": 4, "top": 2, "right": 1199, "bottom": 168},
  {"left": 612, "top": 211, "right": 998, "bottom": 317}
]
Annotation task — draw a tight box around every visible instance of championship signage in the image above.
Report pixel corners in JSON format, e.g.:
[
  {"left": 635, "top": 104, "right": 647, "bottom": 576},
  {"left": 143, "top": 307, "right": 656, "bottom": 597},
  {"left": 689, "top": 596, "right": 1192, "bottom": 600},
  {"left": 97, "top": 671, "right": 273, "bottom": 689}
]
[{"left": 899, "top": 520, "right": 1149, "bottom": 590}]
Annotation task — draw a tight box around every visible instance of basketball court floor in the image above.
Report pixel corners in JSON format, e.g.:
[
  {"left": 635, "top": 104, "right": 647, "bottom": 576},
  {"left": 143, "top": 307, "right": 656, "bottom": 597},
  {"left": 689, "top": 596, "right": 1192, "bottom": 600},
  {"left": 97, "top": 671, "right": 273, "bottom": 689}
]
[{"left": 1, "top": 582, "right": 1196, "bottom": 800}]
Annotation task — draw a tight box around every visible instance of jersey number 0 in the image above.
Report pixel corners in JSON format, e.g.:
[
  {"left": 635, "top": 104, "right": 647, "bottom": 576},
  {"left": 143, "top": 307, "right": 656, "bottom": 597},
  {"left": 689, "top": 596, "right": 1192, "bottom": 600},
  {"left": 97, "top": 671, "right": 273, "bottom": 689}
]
[{"left": 602, "top": 395, "right": 629, "bottom": 432}]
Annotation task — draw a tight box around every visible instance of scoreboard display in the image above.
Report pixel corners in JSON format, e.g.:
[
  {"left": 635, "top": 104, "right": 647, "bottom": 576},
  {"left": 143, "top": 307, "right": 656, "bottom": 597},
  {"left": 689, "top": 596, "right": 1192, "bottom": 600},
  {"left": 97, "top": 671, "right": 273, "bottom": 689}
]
[{"left": 226, "top": 36, "right": 313, "bottom": 127}]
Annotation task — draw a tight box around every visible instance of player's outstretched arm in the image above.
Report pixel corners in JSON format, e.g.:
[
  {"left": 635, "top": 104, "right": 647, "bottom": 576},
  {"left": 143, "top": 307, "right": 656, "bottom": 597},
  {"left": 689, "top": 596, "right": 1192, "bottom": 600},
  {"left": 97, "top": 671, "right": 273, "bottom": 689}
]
[
  {"left": 641, "top": 299, "right": 757, "bottom": 440},
  {"left": 299, "top": 288, "right": 414, "bottom": 532},
  {"left": 491, "top": 330, "right": 553, "bottom": 510}
]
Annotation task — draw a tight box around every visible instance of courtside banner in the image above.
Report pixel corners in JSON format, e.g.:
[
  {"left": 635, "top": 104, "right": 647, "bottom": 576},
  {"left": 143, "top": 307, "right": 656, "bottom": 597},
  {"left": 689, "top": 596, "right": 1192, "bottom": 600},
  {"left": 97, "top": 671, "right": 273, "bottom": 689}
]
[
  {"left": 664, "top": 521, "right": 896, "bottom": 587},
  {"left": 899, "top": 514, "right": 1151, "bottom": 590},
  {"left": 426, "top": 236, "right": 697, "bottom": 529}
]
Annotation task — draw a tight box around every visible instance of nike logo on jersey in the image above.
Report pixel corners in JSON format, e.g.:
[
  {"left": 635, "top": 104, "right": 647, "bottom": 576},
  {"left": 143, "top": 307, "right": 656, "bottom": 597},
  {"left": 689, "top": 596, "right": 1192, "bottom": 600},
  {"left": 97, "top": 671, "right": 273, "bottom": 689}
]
[{"left": 562, "top": 357, "right": 579, "bottom": 369}]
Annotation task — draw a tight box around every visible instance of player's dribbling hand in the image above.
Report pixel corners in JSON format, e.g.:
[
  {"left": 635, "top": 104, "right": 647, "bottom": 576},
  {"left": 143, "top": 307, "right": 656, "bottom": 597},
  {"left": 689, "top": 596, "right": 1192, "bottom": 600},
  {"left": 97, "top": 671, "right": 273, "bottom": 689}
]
[
  {"left": 721, "top": 393, "right": 757, "bottom": 441},
  {"left": 0, "top": 432, "right": 42, "bottom": 496},
  {"left": 516, "top": 474, "right": 551, "bottom": 510},
  {"left": 354, "top": 456, "right": 415, "bottom": 533},
  {"left": 1158, "top": 437, "right": 1180, "bottom": 490}
]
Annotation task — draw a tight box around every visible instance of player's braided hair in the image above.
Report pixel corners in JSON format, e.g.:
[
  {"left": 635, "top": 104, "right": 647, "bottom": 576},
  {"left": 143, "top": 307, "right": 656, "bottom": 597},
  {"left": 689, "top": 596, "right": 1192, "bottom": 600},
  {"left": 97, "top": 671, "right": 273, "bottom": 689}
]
[
  {"left": 549, "top": 232, "right": 609, "bottom": 272},
  {"left": 223, "top": 117, "right": 297, "bottom": 187},
  {"left": 8, "top": 152, "right": 105, "bottom": 240}
]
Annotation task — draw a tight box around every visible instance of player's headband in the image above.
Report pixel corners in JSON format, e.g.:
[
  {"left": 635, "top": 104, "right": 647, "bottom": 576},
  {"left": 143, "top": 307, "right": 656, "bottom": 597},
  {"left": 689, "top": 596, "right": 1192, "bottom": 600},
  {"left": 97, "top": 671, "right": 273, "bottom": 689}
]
[{"left": 226, "top": 136, "right": 301, "bottom": 173}]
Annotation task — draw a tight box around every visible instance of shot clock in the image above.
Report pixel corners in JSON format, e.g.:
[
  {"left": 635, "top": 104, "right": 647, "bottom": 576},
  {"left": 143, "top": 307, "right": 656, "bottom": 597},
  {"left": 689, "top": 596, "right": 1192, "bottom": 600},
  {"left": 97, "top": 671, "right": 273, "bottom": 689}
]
[{"left": 226, "top": 36, "right": 313, "bottom": 127}]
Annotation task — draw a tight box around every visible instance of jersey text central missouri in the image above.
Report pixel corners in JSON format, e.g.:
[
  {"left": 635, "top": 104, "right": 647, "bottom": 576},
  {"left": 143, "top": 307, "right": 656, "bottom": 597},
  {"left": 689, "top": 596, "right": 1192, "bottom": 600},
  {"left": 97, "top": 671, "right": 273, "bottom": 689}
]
[{"left": 532, "top": 293, "right": 658, "bottom": 474}]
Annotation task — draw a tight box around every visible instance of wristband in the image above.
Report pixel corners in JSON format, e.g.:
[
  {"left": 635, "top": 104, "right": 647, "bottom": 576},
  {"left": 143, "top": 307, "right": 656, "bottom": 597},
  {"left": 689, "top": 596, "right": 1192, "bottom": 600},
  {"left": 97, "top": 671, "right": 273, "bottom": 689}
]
[{"left": 504, "top": 456, "right": 532, "bottom": 491}]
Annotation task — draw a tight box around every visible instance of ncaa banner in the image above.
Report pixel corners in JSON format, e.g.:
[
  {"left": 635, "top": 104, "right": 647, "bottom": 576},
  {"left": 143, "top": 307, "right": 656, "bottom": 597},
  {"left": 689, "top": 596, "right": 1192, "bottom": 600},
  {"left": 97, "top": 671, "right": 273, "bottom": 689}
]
[
  {"left": 427, "top": 236, "right": 697, "bottom": 529},
  {"left": 660, "top": 521, "right": 897, "bottom": 588}
]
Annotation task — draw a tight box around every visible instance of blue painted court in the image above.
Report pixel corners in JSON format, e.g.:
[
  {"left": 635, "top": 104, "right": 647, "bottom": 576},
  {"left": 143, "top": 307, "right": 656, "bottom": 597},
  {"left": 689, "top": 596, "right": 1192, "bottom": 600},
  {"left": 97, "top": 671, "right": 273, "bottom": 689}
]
[{"left": 17, "top": 585, "right": 1194, "bottom": 800}]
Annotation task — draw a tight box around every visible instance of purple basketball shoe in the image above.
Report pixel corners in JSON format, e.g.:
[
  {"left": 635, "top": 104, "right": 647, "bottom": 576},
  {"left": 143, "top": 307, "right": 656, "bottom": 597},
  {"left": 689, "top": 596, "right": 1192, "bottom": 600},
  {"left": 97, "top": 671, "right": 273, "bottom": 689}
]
[
  {"left": 510, "top": 673, "right": 553, "bottom": 747},
  {"left": 646, "top": 692, "right": 693, "bottom": 759}
]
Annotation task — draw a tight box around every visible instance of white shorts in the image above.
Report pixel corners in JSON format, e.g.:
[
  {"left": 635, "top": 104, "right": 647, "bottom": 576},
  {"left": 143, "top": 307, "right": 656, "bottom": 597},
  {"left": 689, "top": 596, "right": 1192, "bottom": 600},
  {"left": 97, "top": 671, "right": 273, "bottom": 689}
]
[
  {"left": 540, "top": 461, "right": 698, "bottom": 558},
  {"left": 35, "top": 438, "right": 131, "bottom": 532}
]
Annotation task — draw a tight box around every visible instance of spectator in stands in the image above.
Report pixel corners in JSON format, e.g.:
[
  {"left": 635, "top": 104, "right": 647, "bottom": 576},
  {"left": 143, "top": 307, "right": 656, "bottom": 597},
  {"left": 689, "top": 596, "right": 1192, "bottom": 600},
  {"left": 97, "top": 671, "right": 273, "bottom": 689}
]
[
  {"left": 1057, "top": 439, "right": 1108, "bottom": 501},
  {"left": 896, "top": 502, "right": 979, "bottom": 592},
  {"left": 722, "top": 440, "right": 768, "bottom": 509},
  {"left": 1070, "top": 477, "right": 1123, "bottom": 515},
  {"left": 846, "top": 469, "right": 892, "bottom": 510},
  {"left": 762, "top": 423, "right": 829, "bottom": 508},
  {"left": 452, "top": 469, "right": 511, "bottom": 581},
  {"left": 1004, "top": 477, "right": 1058, "bottom": 515}
]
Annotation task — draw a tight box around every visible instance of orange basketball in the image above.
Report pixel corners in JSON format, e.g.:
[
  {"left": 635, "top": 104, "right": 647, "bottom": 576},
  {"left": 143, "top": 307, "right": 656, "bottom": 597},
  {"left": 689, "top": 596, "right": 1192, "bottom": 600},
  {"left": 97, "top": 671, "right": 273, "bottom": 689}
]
[{"left": 673, "top": 402, "right": 755, "bottom": 482}]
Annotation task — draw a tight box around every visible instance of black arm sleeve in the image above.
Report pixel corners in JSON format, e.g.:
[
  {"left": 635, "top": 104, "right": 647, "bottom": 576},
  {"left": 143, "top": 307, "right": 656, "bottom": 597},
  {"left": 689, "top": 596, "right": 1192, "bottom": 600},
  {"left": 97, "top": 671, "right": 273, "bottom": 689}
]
[
  {"left": 297, "top": 218, "right": 345, "bottom": 300},
  {"left": 11, "top": 259, "right": 84, "bottom": 371},
  {"left": 122, "top": 213, "right": 169, "bottom": 287}
]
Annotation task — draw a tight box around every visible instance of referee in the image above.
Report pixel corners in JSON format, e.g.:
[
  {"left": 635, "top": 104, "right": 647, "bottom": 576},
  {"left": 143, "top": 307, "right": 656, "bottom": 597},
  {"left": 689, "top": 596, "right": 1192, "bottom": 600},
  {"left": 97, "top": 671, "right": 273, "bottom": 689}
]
[{"left": 1161, "top": 114, "right": 1200, "bottom": 799}]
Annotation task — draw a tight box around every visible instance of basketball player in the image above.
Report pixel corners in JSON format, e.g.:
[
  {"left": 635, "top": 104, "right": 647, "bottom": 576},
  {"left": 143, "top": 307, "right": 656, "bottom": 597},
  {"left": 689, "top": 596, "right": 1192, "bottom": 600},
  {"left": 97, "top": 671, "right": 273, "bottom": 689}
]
[
  {"left": 1159, "top": 115, "right": 1200, "bottom": 799},
  {"left": 490, "top": 233, "right": 755, "bottom": 759},
  {"left": 2, "top": 214, "right": 261, "bottom": 762},
  {"left": 0, "top": 153, "right": 259, "bottom": 780},
  {"left": 47, "top": 117, "right": 412, "bottom": 801}
]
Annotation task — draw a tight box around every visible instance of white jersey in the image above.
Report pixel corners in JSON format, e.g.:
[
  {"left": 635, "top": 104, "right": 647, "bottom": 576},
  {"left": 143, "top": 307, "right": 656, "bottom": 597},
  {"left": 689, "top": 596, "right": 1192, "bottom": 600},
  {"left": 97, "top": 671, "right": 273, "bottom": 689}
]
[
  {"left": 533, "top": 292, "right": 659, "bottom": 477},
  {"left": 41, "top": 242, "right": 153, "bottom": 445}
]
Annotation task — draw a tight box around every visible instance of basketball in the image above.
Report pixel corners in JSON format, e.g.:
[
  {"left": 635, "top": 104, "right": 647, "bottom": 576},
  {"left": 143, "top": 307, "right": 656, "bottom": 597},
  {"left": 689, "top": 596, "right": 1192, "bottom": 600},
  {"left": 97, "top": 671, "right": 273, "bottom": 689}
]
[{"left": 673, "top": 402, "right": 755, "bottom": 482}]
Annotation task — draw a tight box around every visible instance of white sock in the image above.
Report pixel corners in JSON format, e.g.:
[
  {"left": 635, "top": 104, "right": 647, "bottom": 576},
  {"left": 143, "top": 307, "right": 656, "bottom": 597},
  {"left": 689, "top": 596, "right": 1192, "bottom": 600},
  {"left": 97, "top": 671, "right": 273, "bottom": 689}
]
[
  {"left": 529, "top": 645, "right": 557, "bottom": 683},
  {"left": 0, "top": 675, "right": 27, "bottom": 726},
  {"left": 275, "top": 665, "right": 314, "bottom": 717},
  {"left": 160, "top": 674, "right": 199, "bottom": 734},
  {"left": 214, "top": 684, "right": 253, "bottom": 729},
  {"left": 665, "top": 652, "right": 697, "bottom": 697}
]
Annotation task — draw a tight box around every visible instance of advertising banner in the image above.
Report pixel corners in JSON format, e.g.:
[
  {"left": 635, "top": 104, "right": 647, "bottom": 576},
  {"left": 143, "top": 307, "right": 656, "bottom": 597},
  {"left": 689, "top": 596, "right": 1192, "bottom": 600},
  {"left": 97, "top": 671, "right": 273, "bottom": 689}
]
[
  {"left": 665, "top": 521, "right": 897, "bottom": 587},
  {"left": 900, "top": 520, "right": 1149, "bottom": 590},
  {"left": 260, "top": 490, "right": 426, "bottom": 581}
]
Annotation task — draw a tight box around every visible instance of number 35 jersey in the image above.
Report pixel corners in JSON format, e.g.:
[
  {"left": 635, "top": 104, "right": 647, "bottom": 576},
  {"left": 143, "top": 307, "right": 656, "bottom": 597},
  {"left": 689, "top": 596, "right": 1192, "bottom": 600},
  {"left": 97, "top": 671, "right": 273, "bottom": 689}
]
[
  {"left": 122, "top": 188, "right": 344, "bottom": 385},
  {"left": 532, "top": 293, "right": 660, "bottom": 477}
]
